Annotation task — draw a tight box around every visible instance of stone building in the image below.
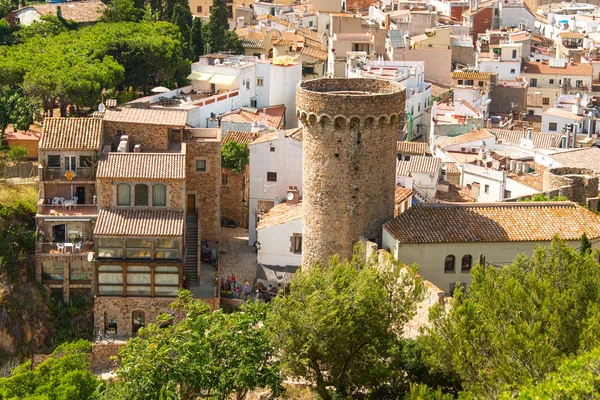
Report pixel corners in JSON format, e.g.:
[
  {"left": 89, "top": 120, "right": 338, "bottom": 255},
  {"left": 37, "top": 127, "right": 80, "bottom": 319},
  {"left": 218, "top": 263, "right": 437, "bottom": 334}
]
[
  {"left": 35, "top": 117, "right": 102, "bottom": 303},
  {"left": 220, "top": 131, "right": 258, "bottom": 229},
  {"left": 296, "top": 78, "right": 405, "bottom": 267}
]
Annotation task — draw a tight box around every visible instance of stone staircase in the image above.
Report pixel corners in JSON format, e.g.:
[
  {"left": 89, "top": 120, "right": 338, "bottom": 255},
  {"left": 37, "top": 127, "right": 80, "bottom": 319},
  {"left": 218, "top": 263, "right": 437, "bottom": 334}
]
[{"left": 185, "top": 215, "right": 199, "bottom": 289}]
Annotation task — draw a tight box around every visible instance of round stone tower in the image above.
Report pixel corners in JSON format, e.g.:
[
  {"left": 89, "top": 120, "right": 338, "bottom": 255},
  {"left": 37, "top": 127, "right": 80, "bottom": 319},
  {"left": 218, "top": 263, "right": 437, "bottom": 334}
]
[{"left": 296, "top": 78, "right": 406, "bottom": 268}]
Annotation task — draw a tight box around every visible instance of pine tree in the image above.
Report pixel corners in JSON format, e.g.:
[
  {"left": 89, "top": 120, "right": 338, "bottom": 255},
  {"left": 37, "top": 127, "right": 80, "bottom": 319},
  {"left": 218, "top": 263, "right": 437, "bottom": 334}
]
[
  {"left": 189, "top": 17, "right": 204, "bottom": 60},
  {"left": 208, "top": 0, "right": 228, "bottom": 52},
  {"left": 580, "top": 232, "right": 592, "bottom": 255}
]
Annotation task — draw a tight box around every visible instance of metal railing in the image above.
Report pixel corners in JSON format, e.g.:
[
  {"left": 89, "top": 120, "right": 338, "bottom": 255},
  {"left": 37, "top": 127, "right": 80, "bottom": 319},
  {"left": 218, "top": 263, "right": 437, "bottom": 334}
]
[
  {"left": 36, "top": 242, "right": 94, "bottom": 255},
  {"left": 42, "top": 167, "right": 95, "bottom": 181}
]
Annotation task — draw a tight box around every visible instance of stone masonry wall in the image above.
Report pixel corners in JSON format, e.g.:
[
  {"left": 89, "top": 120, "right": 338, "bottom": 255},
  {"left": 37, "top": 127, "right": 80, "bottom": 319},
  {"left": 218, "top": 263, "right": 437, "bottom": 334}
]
[
  {"left": 185, "top": 140, "right": 221, "bottom": 242},
  {"left": 220, "top": 167, "right": 249, "bottom": 228},
  {"left": 97, "top": 178, "right": 185, "bottom": 210},
  {"left": 36, "top": 254, "right": 94, "bottom": 303},
  {"left": 103, "top": 121, "right": 174, "bottom": 151},
  {"left": 296, "top": 78, "right": 406, "bottom": 268},
  {"left": 542, "top": 167, "right": 599, "bottom": 204}
]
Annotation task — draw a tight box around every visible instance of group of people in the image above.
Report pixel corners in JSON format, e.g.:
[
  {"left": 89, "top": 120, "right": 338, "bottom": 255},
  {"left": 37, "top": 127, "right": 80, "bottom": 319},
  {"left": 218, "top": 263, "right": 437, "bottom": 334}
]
[{"left": 221, "top": 274, "right": 251, "bottom": 299}]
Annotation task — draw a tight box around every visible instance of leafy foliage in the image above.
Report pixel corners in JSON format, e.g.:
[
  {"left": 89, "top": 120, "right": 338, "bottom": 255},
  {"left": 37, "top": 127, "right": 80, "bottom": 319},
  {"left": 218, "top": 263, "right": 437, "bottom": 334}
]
[
  {"left": 207, "top": 0, "right": 228, "bottom": 52},
  {"left": 523, "top": 193, "right": 569, "bottom": 202},
  {"left": 0, "top": 340, "right": 99, "bottom": 400},
  {"left": 0, "top": 199, "right": 36, "bottom": 281},
  {"left": 221, "top": 140, "right": 249, "bottom": 174},
  {"left": 6, "top": 146, "right": 27, "bottom": 162},
  {"left": 420, "top": 238, "right": 600, "bottom": 398},
  {"left": 110, "top": 290, "right": 283, "bottom": 400},
  {"left": 101, "top": 0, "right": 146, "bottom": 23},
  {"left": 189, "top": 17, "right": 204, "bottom": 59},
  {"left": 267, "top": 247, "right": 424, "bottom": 399},
  {"left": 47, "top": 293, "right": 94, "bottom": 346},
  {"left": 0, "top": 88, "right": 39, "bottom": 136}
]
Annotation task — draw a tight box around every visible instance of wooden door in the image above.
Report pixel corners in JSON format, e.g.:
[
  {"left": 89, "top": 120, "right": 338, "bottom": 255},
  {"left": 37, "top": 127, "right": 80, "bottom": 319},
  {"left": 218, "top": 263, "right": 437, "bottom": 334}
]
[{"left": 187, "top": 194, "right": 196, "bottom": 214}]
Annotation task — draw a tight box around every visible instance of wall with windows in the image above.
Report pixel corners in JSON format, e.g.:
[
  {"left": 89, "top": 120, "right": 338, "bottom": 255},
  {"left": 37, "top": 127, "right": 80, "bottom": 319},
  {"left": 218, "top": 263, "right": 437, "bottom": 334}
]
[
  {"left": 381, "top": 235, "right": 587, "bottom": 295},
  {"left": 36, "top": 255, "right": 94, "bottom": 303},
  {"left": 185, "top": 139, "right": 221, "bottom": 242},
  {"left": 97, "top": 179, "right": 185, "bottom": 210},
  {"left": 96, "top": 237, "right": 182, "bottom": 261},
  {"left": 257, "top": 218, "right": 302, "bottom": 267},
  {"left": 96, "top": 262, "right": 181, "bottom": 298},
  {"left": 39, "top": 150, "right": 98, "bottom": 182}
]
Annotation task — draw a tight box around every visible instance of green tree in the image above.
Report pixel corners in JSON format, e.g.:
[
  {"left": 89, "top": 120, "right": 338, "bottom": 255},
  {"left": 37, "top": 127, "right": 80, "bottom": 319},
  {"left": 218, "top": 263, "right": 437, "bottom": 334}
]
[
  {"left": 170, "top": 4, "right": 192, "bottom": 57},
  {"left": 10, "top": 88, "right": 39, "bottom": 131},
  {"left": 10, "top": 14, "right": 73, "bottom": 43},
  {"left": 111, "top": 290, "right": 283, "bottom": 400},
  {"left": 101, "top": 0, "right": 146, "bottom": 22},
  {"left": 0, "top": 200, "right": 36, "bottom": 281},
  {"left": 7, "top": 146, "right": 28, "bottom": 162},
  {"left": 580, "top": 232, "right": 592, "bottom": 255},
  {"left": 221, "top": 140, "right": 249, "bottom": 174},
  {"left": 0, "top": 89, "right": 13, "bottom": 136},
  {"left": 267, "top": 247, "right": 423, "bottom": 400},
  {"left": 0, "top": 18, "right": 10, "bottom": 44},
  {"left": 189, "top": 17, "right": 204, "bottom": 59},
  {"left": 207, "top": 0, "right": 228, "bottom": 52},
  {"left": 0, "top": 340, "right": 99, "bottom": 400},
  {"left": 420, "top": 237, "right": 600, "bottom": 398},
  {"left": 502, "top": 346, "right": 600, "bottom": 399},
  {"left": 224, "top": 30, "right": 244, "bottom": 54}
]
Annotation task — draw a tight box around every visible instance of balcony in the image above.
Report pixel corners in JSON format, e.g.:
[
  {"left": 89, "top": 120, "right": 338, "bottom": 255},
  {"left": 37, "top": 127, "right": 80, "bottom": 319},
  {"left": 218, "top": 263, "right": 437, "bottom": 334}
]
[
  {"left": 36, "top": 241, "right": 94, "bottom": 255},
  {"left": 37, "top": 200, "right": 98, "bottom": 216},
  {"left": 41, "top": 167, "right": 95, "bottom": 182}
]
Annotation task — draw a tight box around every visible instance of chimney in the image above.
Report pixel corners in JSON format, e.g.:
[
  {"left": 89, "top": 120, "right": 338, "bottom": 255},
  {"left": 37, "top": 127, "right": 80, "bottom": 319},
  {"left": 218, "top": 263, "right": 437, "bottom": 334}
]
[
  {"left": 572, "top": 124, "right": 578, "bottom": 148},
  {"left": 286, "top": 186, "right": 299, "bottom": 205},
  {"left": 588, "top": 111, "right": 595, "bottom": 138},
  {"left": 563, "top": 126, "right": 570, "bottom": 149}
]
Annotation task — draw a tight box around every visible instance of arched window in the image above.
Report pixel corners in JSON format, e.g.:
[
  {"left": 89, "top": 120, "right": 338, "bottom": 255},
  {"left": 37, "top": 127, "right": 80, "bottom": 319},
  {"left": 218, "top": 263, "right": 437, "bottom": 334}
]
[
  {"left": 134, "top": 184, "right": 148, "bottom": 206},
  {"left": 117, "top": 184, "right": 130, "bottom": 206},
  {"left": 444, "top": 255, "right": 455, "bottom": 273},
  {"left": 153, "top": 184, "right": 167, "bottom": 207},
  {"left": 461, "top": 255, "right": 473, "bottom": 272}
]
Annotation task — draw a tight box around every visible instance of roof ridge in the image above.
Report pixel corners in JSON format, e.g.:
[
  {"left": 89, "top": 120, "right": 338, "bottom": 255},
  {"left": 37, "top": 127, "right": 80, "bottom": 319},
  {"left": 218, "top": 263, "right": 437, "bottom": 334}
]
[{"left": 419, "top": 201, "right": 576, "bottom": 208}]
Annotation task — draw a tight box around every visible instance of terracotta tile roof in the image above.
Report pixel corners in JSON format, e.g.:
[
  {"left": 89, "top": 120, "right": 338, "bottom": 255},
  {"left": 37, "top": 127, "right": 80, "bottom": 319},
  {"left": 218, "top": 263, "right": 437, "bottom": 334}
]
[
  {"left": 257, "top": 14, "right": 295, "bottom": 28},
  {"left": 444, "top": 162, "right": 460, "bottom": 174},
  {"left": 384, "top": 202, "right": 600, "bottom": 244},
  {"left": 304, "top": 37, "right": 325, "bottom": 49},
  {"left": 26, "top": 1, "right": 105, "bottom": 23},
  {"left": 396, "top": 141, "right": 431, "bottom": 155},
  {"left": 241, "top": 38, "right": 263, "bottom": 48},
  {"left": 510, "top": 32, "right": 531, "bottom": 42},
  {"left": 286, "top": 127, "right": 303, "bottom": 141},
  {"left": 434, "top": 184, "right": 475, "bottom": 203},
  {"left": 395, "top": 186, "right": 413, "bottom": 204},
  {"left": 97, "top": 153, "right": 186, "bottom": 179},
  {"left": 95, "top": 208, "right": 184, "bottom": 237},
  {"left": 489, "top": 129, "right": 562, "bottom": 149},
  {"left": 220, "top": 105, "right": 285, "bottom": 128},
  {"left": 39, "top": 117, "right": 103, "bottom": 150},
  {"left": 549, "top": 147, "right": 600, "bottom": 173},
  {"left": 437, "top": 129, "right": 494, "bottom": 149},
  {"left": 6, "top": 130, "right": 41, "bottom": 141},
  {"left": 543, "top": 107, "right": 584, "bottom": 121},
  {"left": 522, "top": 61, "right": 593, "bottom": 76},
  {"left": 223, "top": 130, "right": 258, "bottom": 145},
  {"left": 250, "top": 131, "right": 278, "bottom": 145},
  {"left": 297, "top": 27, "right": 320, "bottom": 41},
  {"left": 257, "top": 202, "right": 302, "bottom": 230},
  {"left": 451, "top": 71, "right": 493, "bottom": 80},
  {"left": 103, "top": 107, "right": 188, "bottom": 126},
  {"left": 527, "top": 92, "right": 543, "bottom": 108},
  {"left": 272, "top": 38, "right": 294, "bottom": 46},
  {"left": 507, "top": 163, "right": 546, "bottom": 191},
  {"left": 300, "top": 45, "right": 328, "bottom": 61},
  {"left": 397, "top": 156, "right": 441, "bottom": 176}
]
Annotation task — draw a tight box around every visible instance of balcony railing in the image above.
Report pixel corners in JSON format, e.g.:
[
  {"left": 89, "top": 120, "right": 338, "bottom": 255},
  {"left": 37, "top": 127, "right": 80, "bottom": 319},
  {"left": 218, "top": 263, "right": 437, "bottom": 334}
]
[
  {"left": 36, "top": 241, "right": 94, "bottom": 255},
  {"left": 37, "top": 201, "right": 98, "bottom": 216},
  {"left": 42, "top": 167, "right": 95, "bottom": 181}
]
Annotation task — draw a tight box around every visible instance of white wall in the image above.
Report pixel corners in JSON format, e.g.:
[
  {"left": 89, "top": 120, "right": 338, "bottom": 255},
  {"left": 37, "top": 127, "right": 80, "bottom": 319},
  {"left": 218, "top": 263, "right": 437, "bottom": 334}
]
[
  {"left": 504, "top": 177, "right": 539, "bottom": 199},
  {"left": 248, "top": 132, "right": 303, "bottom": 244},
  {"left": 257, "top": 218, "right": 303, "bottom": 266},
  {"left": 498, "top": 4, "right": 535, "bottom": 31},
  {"left": 15, "top": 8, "right": 41, "bottom": 25},
  {"left": 461, "top": 163, "right": 506, "bottom": 202},
  {"left": 479, "top": 59, "right": 521, "bottom": 80},
  {"left": 256, "top": 62, "right": 302, "bottom": 128},
  {"left": 541, "top": 114, "right": 583, "bottom": 133}
]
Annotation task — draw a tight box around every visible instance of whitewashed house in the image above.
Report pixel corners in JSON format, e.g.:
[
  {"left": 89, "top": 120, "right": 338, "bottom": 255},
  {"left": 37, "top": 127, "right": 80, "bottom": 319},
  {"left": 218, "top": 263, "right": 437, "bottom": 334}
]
[
  {"left": 256, "top": 201, "right": 303, "bottom": 267},
  {"left": 248, "top": 128, "right": 303, "bottom": 245}
]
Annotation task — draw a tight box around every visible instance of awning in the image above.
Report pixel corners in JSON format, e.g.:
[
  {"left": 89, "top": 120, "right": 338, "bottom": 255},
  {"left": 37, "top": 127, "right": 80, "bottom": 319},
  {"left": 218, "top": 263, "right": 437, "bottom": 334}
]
[
  {"left": 187, "top": 72, "right": 213, "bottom": 81},
  {"left": 208, "top": 74, "right": 237, "bottom": 85}
]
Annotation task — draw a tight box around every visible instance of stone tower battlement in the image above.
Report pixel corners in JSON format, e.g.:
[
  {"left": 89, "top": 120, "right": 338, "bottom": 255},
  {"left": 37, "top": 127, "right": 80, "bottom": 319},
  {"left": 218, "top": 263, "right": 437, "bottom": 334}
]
[{"left": 296, "top": 78, "right": 406, "bottom": 268}]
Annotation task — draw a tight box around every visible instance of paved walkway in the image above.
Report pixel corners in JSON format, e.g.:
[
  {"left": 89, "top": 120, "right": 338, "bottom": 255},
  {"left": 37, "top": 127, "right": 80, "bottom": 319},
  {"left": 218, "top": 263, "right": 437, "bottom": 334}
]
[{"left": 219, "top": 227, "right": 258, "bottom": 285}]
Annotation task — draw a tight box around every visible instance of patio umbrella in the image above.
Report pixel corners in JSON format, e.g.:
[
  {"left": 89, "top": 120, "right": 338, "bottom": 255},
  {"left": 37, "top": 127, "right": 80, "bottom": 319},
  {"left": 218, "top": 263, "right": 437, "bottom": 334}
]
[{"left": 151, "top": 86, "right": 170, "bottom": 93}]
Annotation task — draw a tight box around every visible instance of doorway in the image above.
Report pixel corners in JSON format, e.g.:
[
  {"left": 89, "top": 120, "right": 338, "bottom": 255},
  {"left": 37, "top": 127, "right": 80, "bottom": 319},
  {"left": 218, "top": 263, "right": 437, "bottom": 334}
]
[
  {"left": 52, "top": 224, "right": 66, "bottom": 243},
  {"left": 187, "top": 194, "right": 196, "bottom": 214},
  {"left": 132, "top": 311, "right": 145, "bottom": 335},
  {"left": 75, "top": 187, "right": 85, "bottom": 204},
  {"left": 65, "top": 155, "right": 76, "bottom": 172}
]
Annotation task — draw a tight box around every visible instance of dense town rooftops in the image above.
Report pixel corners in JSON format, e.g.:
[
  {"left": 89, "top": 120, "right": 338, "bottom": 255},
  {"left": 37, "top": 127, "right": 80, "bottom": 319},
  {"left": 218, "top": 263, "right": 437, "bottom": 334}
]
[
  {"left": 549, "top": 147, "right": 600, "bottom": 173},
  {"left": 103, "top": 107, "right": 188, "bottom": 126},
  {"left": 39, "top": 117, "right": 103, "bottom": 151},
  {"left": 384, "top": 202, "right": 600, "bottom": 244},
  {"left": 94, "top": 208, "right": 184, "bottom": 237},
  {"left": 256, "top": 202, "right": 302, "bottom": 230},
  {"left": 396, "top": 141, "right": 431, "bottom": 155},
  {"left": 437, "top": 129, "right": 494, "bottom": 149},
  {"left": 489, "top": 129, "right": 562, "bottom": 149},
  {"left": 397, "top": 156, "right": 441, "bottom": 176},
  {"left": 97, "top": 153, "right": 186, "bottom": 180}
]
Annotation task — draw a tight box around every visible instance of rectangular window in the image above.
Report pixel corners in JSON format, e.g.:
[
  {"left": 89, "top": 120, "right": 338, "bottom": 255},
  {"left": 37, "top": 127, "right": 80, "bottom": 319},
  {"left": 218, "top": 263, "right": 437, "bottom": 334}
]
[
  {"left": 79, "top": 156, "right": 93, "bottom": 167},
  {"left": 196, "top": 159, "right": 207, "bottom": 172},
  {"left": 152, "top": 184, "right": 167, "bottom": 207},
  {"left": 126, "top": 239, "right": 152, "bottom": 259},
  {"left": 309, "top": 20, "right": 313, "bottom": 27},
  {"left": 98, "top": 265, "right": 123, "bottom": 296},
  {"left": 117, "top": 184, "right": 130, "bottom": 206},
  {"left": 512, "top": 49, "right": 517, "bottom": 58},
  {"left": 126, "top": 266, "right": 151, "bottom": 296},
  {"left": 418, "top": 103, "right": 421, "bottom": 112},
  {"left": 42, "top": 260, "right": 64, "bottom": 281},
  {"left": 197, "top": 5, "right": 202, "bottom": 12},
  {"left": 154, "top": 266, "right": 179, "bottom": 296},
  {"left": 528, "top": 110, "right": 534, "bottom": 115},
  {"left": 250, "top": 100, "right": 257, "bottom": 107},
  {"left": 549, "top": 122, "right": 558, "bottom": 131},
  {"left": 549, "top": 78, "right": 554, "bottom": 84},
  {"left": 530, "top": 78, "right": 537, "bottom": 87},
  {"left": 246, "top": 80, "right": 250, "bottom": 90},
  {"left": 457, "top": 79, "right": 463, "bottom": 85},
  {"left": 221, "top": 173, "right": 228, "bottom": 185},
  {"left": 576, "top": 80, "right": 583, "bottom": 88},
  {"left": 267, "top": 172, "right": 277, "bottom": 182},
  {"left": 302, "top": 65, "right": 315, "bottom": 75},
  {"left": 543, "top": 97, "right": 550, "bottom": 105},
  {"left": 257, "top": 77, "right": 264, "bottom": 87},
  {"left": 47, "top": 155, "right": 60, "bottom": 168},
  {"left": 98, "top": 238, "right": 123, "bottom": 259},
  {"left": 270, "top": 146, "right": 275, "bottom": 152},
  {"left": 290, "top": 234, "right": 302, "bottom": 254},
  {"left": 70, "top": 261, "right": 91, "bottom": 281},
  {"left": 504, "top": 190, "right": 512, "bottom": 198},
  {"left": 484, "top": 184, "right": 489, "bottom": 194},
  {"left": 465, "top": 79, "right": 474, "bottom": 86},
  {"left": 510, "top": 69, "right": 516, "bottom": 74},
  {"left": 478, "top": 81, "right": 484, "bottom": 87},
  {"left": 154, "top": 239, "right": 180, "bottom": 260}
]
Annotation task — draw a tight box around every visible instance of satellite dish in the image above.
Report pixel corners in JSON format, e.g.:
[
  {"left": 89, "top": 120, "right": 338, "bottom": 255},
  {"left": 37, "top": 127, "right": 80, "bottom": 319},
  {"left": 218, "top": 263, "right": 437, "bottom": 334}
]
[
  {"left": 87, "top": 252, "right": 94, "bottom": 262},
  {"left": 98, "top": 103, "right": 106, "bottom": 112},
  {"left": 287, "top": 192, "right": 294, "bottom": 201}
]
